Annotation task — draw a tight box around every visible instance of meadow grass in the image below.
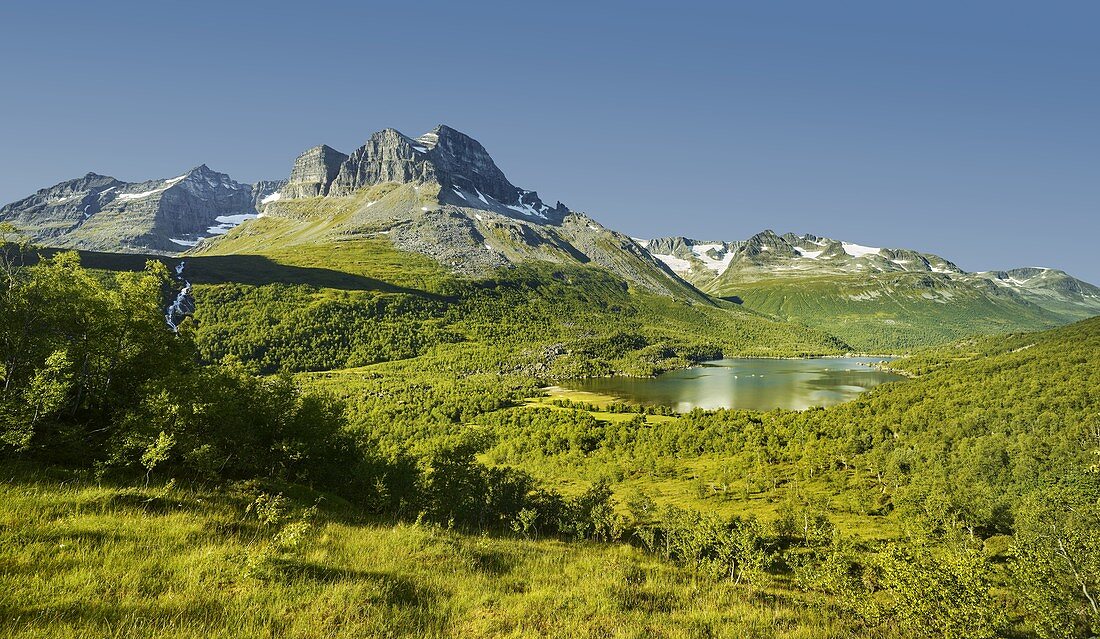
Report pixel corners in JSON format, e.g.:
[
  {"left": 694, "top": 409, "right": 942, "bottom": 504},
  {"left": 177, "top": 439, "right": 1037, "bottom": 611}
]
[{"left": 0, "top": 462, "right": 874, "bottom": 639}]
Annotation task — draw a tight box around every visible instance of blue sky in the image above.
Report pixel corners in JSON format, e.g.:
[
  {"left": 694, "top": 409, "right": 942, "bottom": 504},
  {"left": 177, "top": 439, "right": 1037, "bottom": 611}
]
[{"left": 1, "top": 1, "right": 1097, "bottom": 280}]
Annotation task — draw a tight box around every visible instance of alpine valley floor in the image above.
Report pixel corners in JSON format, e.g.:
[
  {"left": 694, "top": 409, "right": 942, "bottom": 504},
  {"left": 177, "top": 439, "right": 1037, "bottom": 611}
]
[{"left": 1, "top": 124, "right": 1098, "bottom": 639}]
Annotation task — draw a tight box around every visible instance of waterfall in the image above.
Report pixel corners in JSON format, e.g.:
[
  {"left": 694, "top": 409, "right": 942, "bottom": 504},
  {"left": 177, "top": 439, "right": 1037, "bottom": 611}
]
[{"left": 165, "top": 261, "right": 194, "bottom": 331}]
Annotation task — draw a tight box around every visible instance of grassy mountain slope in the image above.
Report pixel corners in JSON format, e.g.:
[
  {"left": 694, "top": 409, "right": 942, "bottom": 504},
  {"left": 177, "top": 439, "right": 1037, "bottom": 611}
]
[
  {"left": 182, "top": 247, "right": 847, "bottom": 378},
  {"left": 29, "top": 228, "right": 848, "bottom": 379},
  {"left": 202, "top": 181, "right": 706, "bottom": 302},
  {"left": 146, "top": 190, "right": 847, "bottom": 375},
  {"left": 645, "top": 232, "right": 1094, "bottom": 352},
  {"left": 719, "top": 272, "right": 1066, "bottom": 352}
]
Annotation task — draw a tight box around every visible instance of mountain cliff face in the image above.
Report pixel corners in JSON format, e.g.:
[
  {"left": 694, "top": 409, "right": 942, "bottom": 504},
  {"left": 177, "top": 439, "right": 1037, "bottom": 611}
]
[
  {"left": 251, "top": 179, "right": 287, "bottom": 210},
  {"left": 0, "top": 165, "right": 277, "bottom": 253},
  {"left": 316, "top": 125, "right": 567, "bottom": 222},
  {"left": 282, "top": 145, "right": 348, "bottom": 198}
]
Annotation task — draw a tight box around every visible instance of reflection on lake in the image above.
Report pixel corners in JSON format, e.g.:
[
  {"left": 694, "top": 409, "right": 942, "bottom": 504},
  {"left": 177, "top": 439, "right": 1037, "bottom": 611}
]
[{"left": 562, "top": 358, "right": 903, "bottom": 412}]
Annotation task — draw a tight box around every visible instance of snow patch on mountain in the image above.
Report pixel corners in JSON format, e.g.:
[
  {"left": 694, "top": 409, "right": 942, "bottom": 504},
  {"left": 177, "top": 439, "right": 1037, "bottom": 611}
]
[
  {"left": 206, "top": 213, "right": 258, "bottom": 235},
  {"left": 652, "top": 254, "right": 692, "bottom": 272},
  {"left": 842, "top": 242, "right": 881, "bottom": 258},
  {"left": 690, "top": 243, "right": 734, "bottom": 273},
  {"left": 117, "top": 186, "right": 170, "bottom": 201}
]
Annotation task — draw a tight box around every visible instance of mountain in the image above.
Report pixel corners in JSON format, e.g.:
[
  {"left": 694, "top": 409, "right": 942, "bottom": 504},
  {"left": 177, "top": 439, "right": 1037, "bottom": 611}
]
[
  {"left": 643, "top": 230, "right": 1098, "bottom": 350},
  {"left": 643, "top": 231, "right": 966, "bottom": 286},
  {"left": 4, "top": 123, "right": 1096, "bottom": 351},
  {"left": 0, "top": 165, "right": 280, "bottom": 253},
  {"left": 971, "top": 267, "right": 1100, "bottom": 320},
  {"left": 1, "top": 125, "right": 699, "bottom": 300},
  {"left": 201, "top": 125, "right": 702, "bottom": 300}
]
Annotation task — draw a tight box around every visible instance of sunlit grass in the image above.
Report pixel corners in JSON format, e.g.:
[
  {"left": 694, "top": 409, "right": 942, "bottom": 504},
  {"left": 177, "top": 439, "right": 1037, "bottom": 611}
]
[{"left": 0, "top": 462, "right": 869, "bottom": 638}]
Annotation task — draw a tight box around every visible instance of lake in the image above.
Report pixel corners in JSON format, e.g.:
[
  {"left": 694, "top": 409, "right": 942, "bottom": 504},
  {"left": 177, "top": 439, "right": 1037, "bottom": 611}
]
[{"left": 561, "top": 357, "right": 903, "bottom": 412}]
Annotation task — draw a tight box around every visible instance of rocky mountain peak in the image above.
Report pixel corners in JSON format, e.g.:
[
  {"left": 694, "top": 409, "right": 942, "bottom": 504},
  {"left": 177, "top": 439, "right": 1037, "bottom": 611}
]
[
  {"left": 740, "top": 230, "right": 800, "bottom": 258},
  {"left": 0, "top": 163, "right": 258, "bottom": 254},
  {"left": 283, "top": 145, "right": 349, "bottom": 198},
  {"left": 324, "top": 124, "right": 518, "bottom": 201},
  {"left": 162, "top": 165, "right": 248, "bottom": 195},
  {"left": 0, "top": 173, "right": 123, "bottom": 221},
  {"left": 326, "top": 129, "right": 436, "bottom": 197},
  {"left": 276, "top": 125, "right": 565, "bottom": 224},
  {"left": 418, "top": 124, "right": 518, "bottom": 203}
]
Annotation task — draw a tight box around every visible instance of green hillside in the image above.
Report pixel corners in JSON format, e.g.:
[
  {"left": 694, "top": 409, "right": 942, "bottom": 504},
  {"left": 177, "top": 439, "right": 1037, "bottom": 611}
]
[
  {"left": 644, "top": 232, "right": 1094, "bottom": 352},
  {"left": 44, "top": 231, "right": 845, "bottom": 376},
  {"left": 710, "top": 272, "right": 1065, "bottom": 352},
  {"left": 186, "top": 251, "right": 848, "bottom": 378}
]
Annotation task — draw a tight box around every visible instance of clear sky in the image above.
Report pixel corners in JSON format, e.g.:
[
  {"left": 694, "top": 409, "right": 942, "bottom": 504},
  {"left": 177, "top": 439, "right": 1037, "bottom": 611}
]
[{"left": 1, "top": 1, "right": 1097, "bottom": 281}]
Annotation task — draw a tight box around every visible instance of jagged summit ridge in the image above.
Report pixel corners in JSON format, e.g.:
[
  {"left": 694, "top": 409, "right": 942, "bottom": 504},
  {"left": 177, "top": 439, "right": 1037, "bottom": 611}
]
[
  {"left": 645, "top": 231, "right": 964, "bottom": 279},
  {"left": 227, "top": 125, "right": 699, "bottom": 299},
  {"left": 278, "top": 124, "right": 565, "bottom": 223}
]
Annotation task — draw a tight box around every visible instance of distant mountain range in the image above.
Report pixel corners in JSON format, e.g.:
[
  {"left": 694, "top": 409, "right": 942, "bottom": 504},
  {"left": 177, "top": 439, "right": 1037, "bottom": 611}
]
[
  {"left": 643, "top": 231, "right": 1100, "bottom": 318},
  {"left": 1, "top": 124, "right": 1097, "bottom": 349},
  {"left": 641, "top": 231, "right": 1100, "bottom": 348},
  {"left": 0, "top": 165, "right": 284, "bottom": 253}
]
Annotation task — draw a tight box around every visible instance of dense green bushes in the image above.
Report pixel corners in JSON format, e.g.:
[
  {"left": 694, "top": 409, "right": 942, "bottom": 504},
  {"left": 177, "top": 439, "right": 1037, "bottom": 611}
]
[
  {"left": 0, "top": 250, "right": 362, "bottom": 493},
  {"left": 0, "top": 250, "right": 182, "bottom": 458},
  {"left": 0, "top": 251, "right": 676, "bottom": 546},
  {"left": 193, "top": 283, "right": 461, "bottom": 374},
  {"left": 469, "top": 318, "right": 1100, "bottom": 636}
]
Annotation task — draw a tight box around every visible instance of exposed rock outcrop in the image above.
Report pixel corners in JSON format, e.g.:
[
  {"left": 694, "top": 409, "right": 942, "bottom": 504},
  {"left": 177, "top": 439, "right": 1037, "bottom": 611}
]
[
  {"left": 251, "top": 179, "right": 287, "bottom": 209},
  {"left": 282, "top": 145, "right": 348, "bottom": 198}
]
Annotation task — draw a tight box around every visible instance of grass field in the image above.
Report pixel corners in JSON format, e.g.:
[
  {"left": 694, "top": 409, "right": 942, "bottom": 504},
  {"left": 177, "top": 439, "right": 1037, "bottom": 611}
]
[{"left": 0, "top": 462, "right": 868, "bottom": 639}]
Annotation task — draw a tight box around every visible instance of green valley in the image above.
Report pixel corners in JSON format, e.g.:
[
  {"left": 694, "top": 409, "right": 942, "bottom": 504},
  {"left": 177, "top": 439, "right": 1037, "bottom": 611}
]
[{"left": 1, "top": 123, "right": 1098, "bottom": 639}]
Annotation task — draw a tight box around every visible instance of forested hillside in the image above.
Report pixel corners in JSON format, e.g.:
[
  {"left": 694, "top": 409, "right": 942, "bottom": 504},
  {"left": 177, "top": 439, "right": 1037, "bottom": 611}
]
[
  {"left": 188, "top": 237, "right": 850, "bottom": 373},
  {"left": 1, "top": 244, "right": 1097, "bottom": 638}
]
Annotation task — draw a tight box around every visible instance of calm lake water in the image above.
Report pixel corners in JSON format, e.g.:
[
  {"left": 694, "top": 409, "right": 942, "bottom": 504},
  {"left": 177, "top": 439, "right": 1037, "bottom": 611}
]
[{"left": 562, "top": 358, "right": 903, "bottom": 412}]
